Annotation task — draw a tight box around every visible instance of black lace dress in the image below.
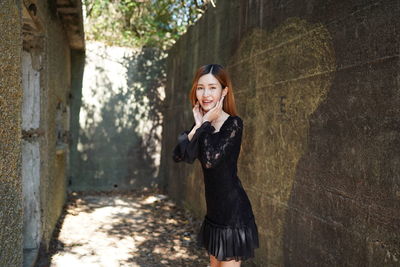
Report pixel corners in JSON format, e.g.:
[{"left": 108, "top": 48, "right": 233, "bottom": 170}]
[{"left": 172, "top": 115, "right": 259, "bottom": 261}]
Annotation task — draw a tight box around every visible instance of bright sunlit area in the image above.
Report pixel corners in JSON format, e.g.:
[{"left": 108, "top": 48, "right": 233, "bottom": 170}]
[{"left": 48, "top": 190, "right": 209, "bottom": 266}]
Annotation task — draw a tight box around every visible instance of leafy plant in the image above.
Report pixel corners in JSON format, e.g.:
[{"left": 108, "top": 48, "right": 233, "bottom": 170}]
[{"left": 83, "top": 0, "right": 217, "bottom": 48}]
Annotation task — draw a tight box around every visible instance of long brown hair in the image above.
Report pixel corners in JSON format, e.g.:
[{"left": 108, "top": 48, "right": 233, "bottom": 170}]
[{"left": 189, "top": 64, "right": 238, "bottom": 116}]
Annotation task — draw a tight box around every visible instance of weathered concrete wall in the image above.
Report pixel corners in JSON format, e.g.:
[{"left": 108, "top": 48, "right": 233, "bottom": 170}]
[
  {"left": 161, "top": 0, "right": 400, "bottom": 266},
  {"left": 69, "top": 49, "right": 85, "bottom": 189},
  {"left": 0, "top": 1, "right": 24, "bottom": 266},
  {"left": 1, "top": 0, "right": 85, "bottom": 266},
  {"left": 69, "top": 41, "right": 165, "bottom": 192},
  {"left": 38, "top": 0, "right": 72, "bottom": 252}
]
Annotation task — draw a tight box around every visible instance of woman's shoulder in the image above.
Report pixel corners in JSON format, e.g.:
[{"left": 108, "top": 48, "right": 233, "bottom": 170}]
[
  {"left": 224, "top": 115, "right": 243, "bottom": 133},
  {"left": 229, "top": 115, "right": 243, "bottom": 126}
]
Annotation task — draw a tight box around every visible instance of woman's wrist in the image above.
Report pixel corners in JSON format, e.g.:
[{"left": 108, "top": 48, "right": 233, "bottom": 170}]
[
  {"left": 189, "top": 119, "right": 215, "bottom": 141},
  {"left": 196, "top": 119, "right": 209, "bottom": 127},
  {"left": 188, "top": 124, "right": 200, "bottom": 141}
]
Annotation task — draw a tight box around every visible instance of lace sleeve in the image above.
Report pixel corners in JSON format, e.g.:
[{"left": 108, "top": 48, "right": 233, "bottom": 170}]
[
  {"left": 172, "top": 121, "right": 216, "bottom": 164},
  {"left": 200, "top": 117, "right": 243, "bottom": 169}
]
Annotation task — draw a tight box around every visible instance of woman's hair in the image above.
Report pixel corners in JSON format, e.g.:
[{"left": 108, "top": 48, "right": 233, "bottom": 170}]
[{"left": 189, "top": 64, "right": 238, "bottom": 116}]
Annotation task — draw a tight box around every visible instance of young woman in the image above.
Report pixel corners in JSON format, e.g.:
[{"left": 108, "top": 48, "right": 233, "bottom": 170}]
[{"left": 172, "top": 64, "right": 259, "bottom": 267}]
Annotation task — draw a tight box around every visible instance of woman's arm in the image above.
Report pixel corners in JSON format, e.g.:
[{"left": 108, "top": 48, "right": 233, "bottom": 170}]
[
  {"left": 187, "top": 124, "right": 200, "bottom": 141},
  {"left": 187, "top": 118, "right": 211, "bottom": 140},
  {"left": 172, "top": 121, "right": 215, "bottom": 164}
]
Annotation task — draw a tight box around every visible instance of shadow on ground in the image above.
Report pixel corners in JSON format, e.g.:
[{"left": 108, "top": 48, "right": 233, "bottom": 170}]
[{"left": 35, "top": 188, "right": 210, "bottom": 267}]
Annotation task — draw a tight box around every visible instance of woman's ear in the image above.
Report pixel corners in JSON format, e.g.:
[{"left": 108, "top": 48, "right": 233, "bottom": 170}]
[{"left": 223, "top": 87, "right": 228, "bottom": 96}]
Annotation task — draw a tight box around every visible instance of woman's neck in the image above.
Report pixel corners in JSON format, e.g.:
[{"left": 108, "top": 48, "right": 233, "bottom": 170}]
[{"left": 212, "top": 111, "right": 229, "bottom": 125}]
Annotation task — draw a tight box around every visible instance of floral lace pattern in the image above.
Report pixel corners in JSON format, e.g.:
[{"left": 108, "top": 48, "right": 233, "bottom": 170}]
[
  {"left": 172, "top": 116, "right": 243, "bottom": 169},
  {"left": 200, "top": 117, "right": 242, "bottom": 169}
]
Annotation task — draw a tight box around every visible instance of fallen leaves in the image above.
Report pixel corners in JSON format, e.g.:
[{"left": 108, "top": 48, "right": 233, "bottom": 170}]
[{"left": 37, "top": 188, "right": 210, "bottom": 267}]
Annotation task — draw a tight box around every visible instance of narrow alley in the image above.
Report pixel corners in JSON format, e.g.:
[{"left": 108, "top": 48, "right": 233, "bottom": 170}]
[{"left": 2, "top": 0, "right": 400, "bottom": 266}]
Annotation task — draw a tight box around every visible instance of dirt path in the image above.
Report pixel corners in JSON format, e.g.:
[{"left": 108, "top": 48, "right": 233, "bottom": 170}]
[{"left": 37, "top": 188, "right": 210, "bottom": 267}]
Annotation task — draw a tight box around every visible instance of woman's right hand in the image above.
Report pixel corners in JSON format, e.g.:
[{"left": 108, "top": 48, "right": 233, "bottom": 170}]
[{"left": 193, "top": 101, "right": 203, "bottom": 126}]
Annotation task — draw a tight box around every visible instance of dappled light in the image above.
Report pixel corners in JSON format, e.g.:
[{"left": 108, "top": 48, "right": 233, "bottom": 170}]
[
  {"left": 47, "top": 189, "right": 209, "bottom": 266},
  {"left": 71, "top": 42, "right": 166, "bottom": 191}
]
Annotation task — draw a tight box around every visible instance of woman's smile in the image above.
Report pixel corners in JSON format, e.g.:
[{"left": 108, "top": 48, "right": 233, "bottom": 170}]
[
  {"left": 201, "top": 99, "right": 217, "bottom": 110},
  {"left": 202, "top": 100, "right": 214, "bottom": 105}
]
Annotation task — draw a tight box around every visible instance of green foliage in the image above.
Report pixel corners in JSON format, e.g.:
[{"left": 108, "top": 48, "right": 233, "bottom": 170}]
[{"left": 83, "top": 0, "right": 216, "bottom": 49}]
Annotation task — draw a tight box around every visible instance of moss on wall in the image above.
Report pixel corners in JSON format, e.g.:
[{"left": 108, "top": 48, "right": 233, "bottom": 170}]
[
  {"left": 34, "top": 0, "right": 72, "bottom": 249},
  {"left": 0, "top": 0, "right": 23, "bottom": 266},
  {"left": 0, "top": 1, "right": 84, "bottom": 264}
]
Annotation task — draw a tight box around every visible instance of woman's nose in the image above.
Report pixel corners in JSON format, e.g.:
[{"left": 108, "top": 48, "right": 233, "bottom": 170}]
[{"left": 203, "top": 88, "right": 211, "bottom": 96}]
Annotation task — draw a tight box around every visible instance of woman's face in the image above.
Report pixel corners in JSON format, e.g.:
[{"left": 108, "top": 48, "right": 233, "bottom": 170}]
[{"left": 196, "top": 73, "right": 227, "bottom": 112}]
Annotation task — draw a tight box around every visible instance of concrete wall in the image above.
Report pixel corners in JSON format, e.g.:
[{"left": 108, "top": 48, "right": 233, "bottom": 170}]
[
  {"left": 37, "top": 0, "right": 72, "bottom": 254},
  {"left": 0, "top": 1, "right": 24, "bottom": 266},
  {"left": 161, "top": 0, "right": 400, "bottom": 266},
  {"left": 0, "top": 0, "right": 85, "bottom": 266},
  {"left": 69, "top": 42, "right": 165, "bottom": 192}
]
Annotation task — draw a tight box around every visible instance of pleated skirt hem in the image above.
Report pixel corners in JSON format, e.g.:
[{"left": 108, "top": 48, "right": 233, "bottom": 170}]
[{"left": 196, "top": 214, "right": 259, "bottom": 262}]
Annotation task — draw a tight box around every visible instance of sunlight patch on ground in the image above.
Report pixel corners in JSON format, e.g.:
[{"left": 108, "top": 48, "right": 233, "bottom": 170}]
[{"left": 49, "top": 190, "right": 209, "bottom": 266}]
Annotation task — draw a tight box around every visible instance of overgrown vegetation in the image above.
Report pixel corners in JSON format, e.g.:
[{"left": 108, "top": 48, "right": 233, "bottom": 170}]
[{"left": 83, "top": 0, "right": 217, "bottom": 49}]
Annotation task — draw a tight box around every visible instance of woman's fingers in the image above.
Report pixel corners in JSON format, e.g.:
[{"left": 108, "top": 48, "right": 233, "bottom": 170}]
[{"left": 219, "top": 96, "right": 224, "bottom": 110}]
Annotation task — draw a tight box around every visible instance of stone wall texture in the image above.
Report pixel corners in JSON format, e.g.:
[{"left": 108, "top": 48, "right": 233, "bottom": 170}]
[
  {"left": 37, "top": 0, "right": 72, "bottom": 250},
  {"left": 0, "top": 0, "right": 84, "bottom": 266},
  {"left": 0, "top": 1, "right": 23, "bottom": 266},
  {"left": 160, "top": 0, "right": 400, "bottom": 266}
]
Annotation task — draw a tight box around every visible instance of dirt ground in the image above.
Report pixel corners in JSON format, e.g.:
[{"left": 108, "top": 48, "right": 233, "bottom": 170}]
[{"left": 35, "top": 187, "right": 210, "bottom": 267}]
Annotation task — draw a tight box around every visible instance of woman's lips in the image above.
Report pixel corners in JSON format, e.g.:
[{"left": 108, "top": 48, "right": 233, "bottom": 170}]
[{"left": 202, "top": 100, "right": 213, "bottom": 105}]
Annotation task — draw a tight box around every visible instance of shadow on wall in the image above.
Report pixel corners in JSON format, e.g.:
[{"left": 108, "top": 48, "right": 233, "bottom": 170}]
[
  {"left": 229, "top": 15, "right": 399, "bottom": 266},
  {"left": 71, "top": 43, "right": 167, "bottom": 191},
  {"left": 163, "top": 1, "right": 400, "bottom": 265},
  {"left": 227, "top": 17, "right": 336, "bottom": 264},
  {"left": 283, "top": 27, "right": 400, "bottom": 265}
]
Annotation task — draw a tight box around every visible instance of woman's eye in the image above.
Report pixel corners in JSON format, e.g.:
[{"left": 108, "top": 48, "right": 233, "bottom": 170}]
[
  {"left": 211, "top": 87, "right": 216, "bottom": 89},
  {"left": 196, "top": 87, "right": 203, "bottom": 90}
]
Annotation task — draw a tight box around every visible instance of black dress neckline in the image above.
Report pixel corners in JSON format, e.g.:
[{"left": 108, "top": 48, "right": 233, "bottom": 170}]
[{"left": 211, "top": 115, "right": 232, "bottom": 135}]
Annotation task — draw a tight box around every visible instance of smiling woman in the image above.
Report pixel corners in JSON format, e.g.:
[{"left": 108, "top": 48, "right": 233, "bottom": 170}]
[
  {"left": 196, "top": 74, "right": 227, "bottom": 113},
  {"left": 172, "top": 64, "right": 259, "bottom": 267},
  {"left": 189, "top": 64, "right": 237, "bottom": 118}
]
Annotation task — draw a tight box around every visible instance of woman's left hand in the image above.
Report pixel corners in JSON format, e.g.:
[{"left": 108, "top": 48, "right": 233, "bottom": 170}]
[
  {"left": 193, "top": 101, "right": 203, "bottom": 126},
  {"left": 202, "top": 95, "right": 225, "bottom": 123}
]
